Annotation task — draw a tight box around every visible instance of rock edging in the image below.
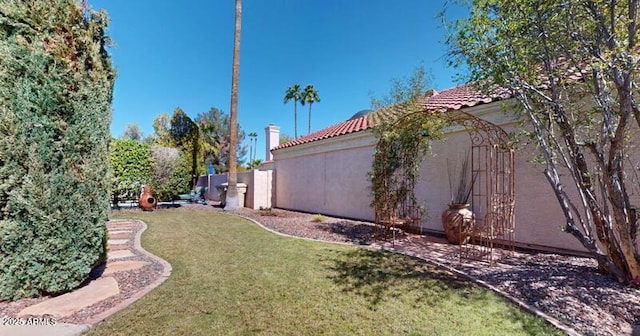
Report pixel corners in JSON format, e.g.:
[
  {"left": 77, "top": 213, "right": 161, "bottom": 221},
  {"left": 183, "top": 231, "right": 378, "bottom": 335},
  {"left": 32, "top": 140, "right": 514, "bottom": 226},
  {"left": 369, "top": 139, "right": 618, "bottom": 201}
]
[{"left": 86, "top": 219, "right": 172, "bottom": 325}]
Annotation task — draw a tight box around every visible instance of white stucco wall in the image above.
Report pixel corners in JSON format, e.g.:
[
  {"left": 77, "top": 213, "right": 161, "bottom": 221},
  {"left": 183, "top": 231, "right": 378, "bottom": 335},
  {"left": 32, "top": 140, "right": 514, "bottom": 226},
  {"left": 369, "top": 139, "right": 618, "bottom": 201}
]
[
  {"left": 416, "top": 122, "right": 585, "bottom": 252},
  {"left": 271, "top": 102, "right": 595, "bottom": 252},
  {"left": 274, "top": 132, "right": 376, "bottom": 220},
  {"left": 238, "top": 169, "right": 273, "bottom": 209},
  {"left": 205, "top": 170, "right": 273, "bottom": 209}
]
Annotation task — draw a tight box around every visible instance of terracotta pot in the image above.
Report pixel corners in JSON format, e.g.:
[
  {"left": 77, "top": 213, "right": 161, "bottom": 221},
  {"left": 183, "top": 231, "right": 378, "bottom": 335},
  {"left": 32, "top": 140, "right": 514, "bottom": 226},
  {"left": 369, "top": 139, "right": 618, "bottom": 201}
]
[
  {"left": 442, "top": 203, "right": 475, "bottom": 244},
  {"left": 138, "top": 185, "right": 157, "bottom": 211}
]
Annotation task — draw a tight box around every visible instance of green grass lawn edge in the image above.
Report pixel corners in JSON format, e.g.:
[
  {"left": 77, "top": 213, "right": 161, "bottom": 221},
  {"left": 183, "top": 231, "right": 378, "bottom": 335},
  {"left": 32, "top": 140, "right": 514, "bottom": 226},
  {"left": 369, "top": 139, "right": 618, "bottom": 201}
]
[{"left": 88, "top": 208, "right": 564, "bottom": 336}]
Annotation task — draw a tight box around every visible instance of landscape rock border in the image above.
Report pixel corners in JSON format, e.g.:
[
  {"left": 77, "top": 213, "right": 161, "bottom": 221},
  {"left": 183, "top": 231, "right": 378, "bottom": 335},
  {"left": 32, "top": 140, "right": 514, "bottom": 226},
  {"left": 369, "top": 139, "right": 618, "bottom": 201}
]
[{"left": 85, "top": 220, "right": 173, "bottom": 325}]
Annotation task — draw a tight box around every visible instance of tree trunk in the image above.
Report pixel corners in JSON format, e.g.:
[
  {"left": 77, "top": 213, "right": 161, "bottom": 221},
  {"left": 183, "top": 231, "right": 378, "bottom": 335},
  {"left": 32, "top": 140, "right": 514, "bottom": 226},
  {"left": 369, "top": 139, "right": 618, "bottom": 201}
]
[
  {"left": 224, "top": 0, "right": 241, "bottom": 211},
  {"left": 294, "top": 99, "right": 298, "bottom": 139},
  {"left": 308, "top": 103, "right": 312, "bottom": 135},
  {"left": 191, "top": 136, "right": 198, "bottom": 189},
  {"left": 112, "top": 194, "right": 120, "bottom": 210}
]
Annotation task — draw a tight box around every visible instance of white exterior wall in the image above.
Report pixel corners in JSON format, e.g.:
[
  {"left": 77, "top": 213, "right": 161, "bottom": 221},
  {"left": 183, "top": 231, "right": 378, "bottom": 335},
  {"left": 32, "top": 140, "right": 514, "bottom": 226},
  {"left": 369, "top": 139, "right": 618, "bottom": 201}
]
[
  {"left": 205, "top": 170, "right": 273, "bottom": 209},
  {"left": 272, "top": 102, "right": 590, "bottom": 252},
  {"left": 238, "top": 169, "right": 273, "bottom": 209},
  {"left": 274, "top": 132, "right": 377, "bottom": 220},
  {"left": 265, "top": 125, "right": 280, "bottom": 161},
  {"left": 416, "top": 122, "right": 585, "bottom": 252}
]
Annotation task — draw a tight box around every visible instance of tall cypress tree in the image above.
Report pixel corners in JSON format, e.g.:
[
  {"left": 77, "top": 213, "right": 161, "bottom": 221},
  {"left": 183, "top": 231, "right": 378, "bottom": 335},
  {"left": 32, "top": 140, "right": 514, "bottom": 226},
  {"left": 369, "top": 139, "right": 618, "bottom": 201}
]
[{"left": 0, "top": 1, "right": 116, "bottom": 299}]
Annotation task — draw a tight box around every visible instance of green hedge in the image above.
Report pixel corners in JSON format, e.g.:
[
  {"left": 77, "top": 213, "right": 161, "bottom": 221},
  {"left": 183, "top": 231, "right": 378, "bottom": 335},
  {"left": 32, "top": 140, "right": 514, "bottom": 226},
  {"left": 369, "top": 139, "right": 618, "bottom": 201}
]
[
  {"left": 0, "top": 1, "right": 115, "bottom": 300},
  {"left": 110, "top": 138, "right": 153, "bottom": 206},
  {"left": 151, "top": 164, "right": 191, "bottom": 202}
]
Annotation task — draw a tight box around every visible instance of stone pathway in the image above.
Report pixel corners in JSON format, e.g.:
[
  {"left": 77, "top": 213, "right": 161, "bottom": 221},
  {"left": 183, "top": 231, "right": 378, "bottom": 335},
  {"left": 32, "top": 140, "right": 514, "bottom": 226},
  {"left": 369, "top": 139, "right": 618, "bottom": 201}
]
[
  {"left": 17, "top": 277, "right": 120, "bottom": 318},
  {"left": 0, "top": 219, "right": 171, "bottom": 336}
]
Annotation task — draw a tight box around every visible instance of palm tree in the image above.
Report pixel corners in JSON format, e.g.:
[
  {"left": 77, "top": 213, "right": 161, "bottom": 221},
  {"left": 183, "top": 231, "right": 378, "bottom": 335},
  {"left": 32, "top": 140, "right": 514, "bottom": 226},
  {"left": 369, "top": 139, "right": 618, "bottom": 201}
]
[
  {"left": 300, "top": 84, "right": 320, "bottom": 135},
  {"left": 284, "top": 84, "right": 301, "bottom": 138},
  {"left": 248, "top": 131, "right": 257, "bottom": 162},
  {"left": 225, "top": 0, "right": 242, "bottom": 211},
  {"left": 248, "top": 159, "right": 263, "bottom": 169}
]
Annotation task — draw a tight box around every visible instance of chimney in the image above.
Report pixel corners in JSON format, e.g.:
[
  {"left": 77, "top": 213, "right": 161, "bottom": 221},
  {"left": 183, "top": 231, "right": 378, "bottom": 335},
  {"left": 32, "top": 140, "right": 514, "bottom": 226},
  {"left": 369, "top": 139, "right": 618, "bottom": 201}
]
[{"left": 265, "top": 124, "right": 280, "bottom": 161}]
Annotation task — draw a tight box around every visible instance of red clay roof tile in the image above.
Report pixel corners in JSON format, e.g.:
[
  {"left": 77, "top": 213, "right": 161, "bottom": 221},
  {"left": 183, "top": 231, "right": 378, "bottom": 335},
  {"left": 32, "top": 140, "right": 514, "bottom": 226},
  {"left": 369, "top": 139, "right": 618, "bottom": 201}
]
[{"left": 272, "top": 83, "right": 510, "bottom": 151}]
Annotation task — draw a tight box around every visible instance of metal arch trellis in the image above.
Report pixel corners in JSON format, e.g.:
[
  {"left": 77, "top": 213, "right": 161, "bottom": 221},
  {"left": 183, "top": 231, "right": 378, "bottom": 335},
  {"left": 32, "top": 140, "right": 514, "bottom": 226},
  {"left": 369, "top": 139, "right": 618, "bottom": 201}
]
[
  {"left": 372, "top": 108, "right": 516, "bottom": 265},
  {"left": 445, "top": 110, "right": 516, "bottom": 265}
]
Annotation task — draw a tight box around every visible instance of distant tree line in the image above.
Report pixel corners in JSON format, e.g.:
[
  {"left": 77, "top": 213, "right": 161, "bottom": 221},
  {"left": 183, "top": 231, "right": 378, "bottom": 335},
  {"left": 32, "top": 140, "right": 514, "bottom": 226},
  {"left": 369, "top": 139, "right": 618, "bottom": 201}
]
[{"left": 112, "top": 107, "right": 249, "bottom": 205}]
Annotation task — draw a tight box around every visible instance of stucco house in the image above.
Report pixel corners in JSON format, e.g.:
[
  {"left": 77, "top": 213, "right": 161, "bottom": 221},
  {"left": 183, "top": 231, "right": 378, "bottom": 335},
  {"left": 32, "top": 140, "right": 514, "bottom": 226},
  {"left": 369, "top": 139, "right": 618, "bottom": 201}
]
[
  {"left": 266, "top": 84, "right": 592, "bottom": 253},
  {"left": 207, "top": 83, "right": 638, "bottom": 255}
]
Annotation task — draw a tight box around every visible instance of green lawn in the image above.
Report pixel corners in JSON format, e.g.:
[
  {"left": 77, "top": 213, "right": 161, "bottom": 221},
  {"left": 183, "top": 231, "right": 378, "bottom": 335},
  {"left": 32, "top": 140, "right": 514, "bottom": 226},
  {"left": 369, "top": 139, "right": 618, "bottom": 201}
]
[{"left": 88, "top": 209, "right": 562, "bottom": 336}]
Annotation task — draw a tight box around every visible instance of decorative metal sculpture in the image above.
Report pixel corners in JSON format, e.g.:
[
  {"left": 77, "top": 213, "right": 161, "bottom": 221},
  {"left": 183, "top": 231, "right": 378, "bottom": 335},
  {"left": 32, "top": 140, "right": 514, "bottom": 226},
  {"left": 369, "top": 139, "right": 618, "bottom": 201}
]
[{"left": 449, "top": 110, "right": 515, "bottom": 265}]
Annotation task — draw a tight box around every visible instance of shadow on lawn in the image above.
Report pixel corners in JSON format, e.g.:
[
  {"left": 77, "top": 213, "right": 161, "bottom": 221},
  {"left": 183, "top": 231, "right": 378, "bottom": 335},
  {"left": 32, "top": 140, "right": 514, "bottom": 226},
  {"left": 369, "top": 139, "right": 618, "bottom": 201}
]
[
  {"left": 316, "top": 221, "right": 375, "bottom": 245},
  {"left": 325, "top": 248, "right": 486, "bottom": 309}
]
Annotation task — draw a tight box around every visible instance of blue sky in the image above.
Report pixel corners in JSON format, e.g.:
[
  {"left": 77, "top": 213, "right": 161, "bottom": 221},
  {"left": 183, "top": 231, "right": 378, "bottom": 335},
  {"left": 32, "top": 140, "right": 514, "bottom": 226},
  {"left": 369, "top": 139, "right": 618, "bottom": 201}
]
[{"left": 89, "top": 0, "right": 468, "bottom": 161}]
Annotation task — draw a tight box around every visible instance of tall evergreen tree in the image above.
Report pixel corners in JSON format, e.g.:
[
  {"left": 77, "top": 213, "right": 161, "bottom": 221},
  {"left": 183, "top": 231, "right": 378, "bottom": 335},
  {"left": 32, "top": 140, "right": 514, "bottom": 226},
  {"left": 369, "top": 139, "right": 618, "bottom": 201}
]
[
  {"left": 0, "top": 0, "right": 115, "bottom": 299},
  {"left": 169, "top": 107, "right": 200, "bottom": 188}
]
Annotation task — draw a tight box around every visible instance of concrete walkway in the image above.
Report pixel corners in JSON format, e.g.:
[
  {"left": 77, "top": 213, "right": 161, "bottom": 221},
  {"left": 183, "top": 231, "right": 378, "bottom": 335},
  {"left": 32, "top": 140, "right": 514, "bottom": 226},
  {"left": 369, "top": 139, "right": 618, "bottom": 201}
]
[{"left": 0, "top": 219, "right": 171, "bottom": 336}]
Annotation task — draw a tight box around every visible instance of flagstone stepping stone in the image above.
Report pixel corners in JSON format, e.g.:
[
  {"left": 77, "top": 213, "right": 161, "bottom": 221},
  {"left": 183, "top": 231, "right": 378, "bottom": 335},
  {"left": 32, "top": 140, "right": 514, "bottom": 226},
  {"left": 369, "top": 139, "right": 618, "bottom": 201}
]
[
  {"left": 108, "top": 230, "right": 133, "bottom": 235},
  {"left": 103, "top": 260, "right": 149, "bottom": 275},
  {"left": 108, "top": 224, "right": 137, "bottom": 229},
  {"left": 0, "top": 323, "right": 90, "bottom": 336},
  {"left": 17, "top": 277, "right": 119, "bottom": 318},
  {"left": 108, "top": 249, "right": 135, "bottom": 260},
  {"left": 108, "top": 233, "right": 129, "bottom": 239},
  {"left": 107, "top": 245, "right": 131, "bottom": 251},
  {"left": 107, "top": 239, "right": 128, "bottom": 245}
]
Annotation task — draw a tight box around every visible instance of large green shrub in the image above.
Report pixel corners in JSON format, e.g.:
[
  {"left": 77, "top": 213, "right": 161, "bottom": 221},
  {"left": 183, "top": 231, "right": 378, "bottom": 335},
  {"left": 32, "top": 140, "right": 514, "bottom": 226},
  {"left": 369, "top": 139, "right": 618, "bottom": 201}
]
[
  {"left": 151, "top": 164, "right": 191, "bottom": 202},
  {"left": 110, "top": 138, "right": 153, "bottom": 207},
  {"left": 0, "top": 1, "right": 115, "bottom": 300},
  {"left": 149, "top": 146, "right": 190, "bottom": 202}
]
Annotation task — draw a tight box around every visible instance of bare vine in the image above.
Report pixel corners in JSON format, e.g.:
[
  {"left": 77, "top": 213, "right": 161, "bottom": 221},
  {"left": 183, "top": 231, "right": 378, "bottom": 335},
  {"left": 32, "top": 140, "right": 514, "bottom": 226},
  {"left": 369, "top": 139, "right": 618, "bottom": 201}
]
[{"left": 369, "top": 106, "right": 446, "bottom": 222}]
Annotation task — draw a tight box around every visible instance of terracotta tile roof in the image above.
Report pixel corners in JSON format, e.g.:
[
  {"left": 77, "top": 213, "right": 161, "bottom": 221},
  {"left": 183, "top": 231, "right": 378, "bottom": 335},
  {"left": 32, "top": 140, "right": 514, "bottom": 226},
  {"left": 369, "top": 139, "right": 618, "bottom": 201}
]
[
  {"left": 273, "top": 114, "right": 370, "bottom": 150},
  {"left": 423, "top": 83, "right": 508, "bottom": 110},
  {"left": 272, "top": 83, "right": 510, "bottom": 151}
]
